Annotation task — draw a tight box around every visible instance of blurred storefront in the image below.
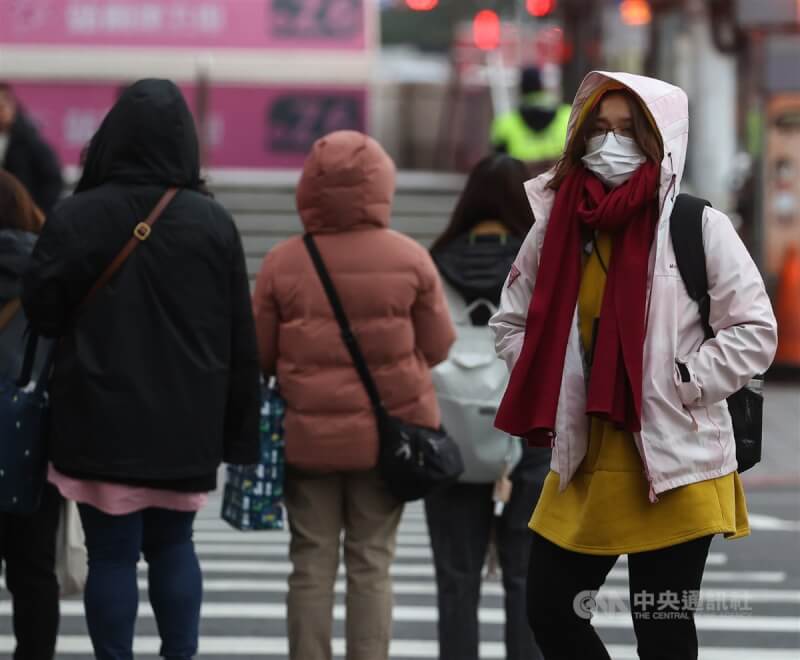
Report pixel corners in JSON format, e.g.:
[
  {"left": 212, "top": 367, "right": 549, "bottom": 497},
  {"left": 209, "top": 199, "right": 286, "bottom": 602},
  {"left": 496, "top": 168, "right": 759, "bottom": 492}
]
[
  {"left": 0, "top": 0, "right": 375, "bottom": 170},
  {"left": 740, "top": 2, "right": 800, "bottom": 284}
]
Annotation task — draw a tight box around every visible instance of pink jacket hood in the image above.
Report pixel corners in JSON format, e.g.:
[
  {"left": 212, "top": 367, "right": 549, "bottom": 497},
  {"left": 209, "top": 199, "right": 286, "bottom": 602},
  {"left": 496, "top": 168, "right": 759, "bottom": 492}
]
[
  {"left": 526, "top": 71, "right": 689, "bottom": 228},
  {"left": 296, "top": 130, "right": 397, "bottom": 234}
]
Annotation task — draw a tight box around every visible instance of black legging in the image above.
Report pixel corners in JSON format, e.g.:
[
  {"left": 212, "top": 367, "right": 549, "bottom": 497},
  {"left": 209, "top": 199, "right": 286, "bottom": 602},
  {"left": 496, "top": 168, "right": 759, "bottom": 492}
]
[
  {"left": 0, "top": 483, "right": 62, "bottom": 660},
  {"left": 527, "top": 532, "right": 713, "bottom": 660}
]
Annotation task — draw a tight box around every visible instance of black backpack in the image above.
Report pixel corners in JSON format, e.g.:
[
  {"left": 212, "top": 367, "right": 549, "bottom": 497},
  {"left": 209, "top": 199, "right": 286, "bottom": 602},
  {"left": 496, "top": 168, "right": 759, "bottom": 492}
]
[{"left": 669, "top": 194, "right": 763, "bottom": 473}]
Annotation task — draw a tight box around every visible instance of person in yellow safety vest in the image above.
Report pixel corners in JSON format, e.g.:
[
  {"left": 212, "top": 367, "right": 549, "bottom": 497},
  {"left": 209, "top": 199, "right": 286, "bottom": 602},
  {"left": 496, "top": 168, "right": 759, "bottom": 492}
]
[{"left": 491, "top": 67, "right": 571, "bottom": 165}]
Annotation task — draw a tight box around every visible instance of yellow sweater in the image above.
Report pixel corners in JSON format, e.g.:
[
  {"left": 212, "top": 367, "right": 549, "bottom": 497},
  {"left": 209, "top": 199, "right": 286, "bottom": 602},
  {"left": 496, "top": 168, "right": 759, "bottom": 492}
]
[{"left": 529, "top": 233, "right": 749, "bottom": 555}]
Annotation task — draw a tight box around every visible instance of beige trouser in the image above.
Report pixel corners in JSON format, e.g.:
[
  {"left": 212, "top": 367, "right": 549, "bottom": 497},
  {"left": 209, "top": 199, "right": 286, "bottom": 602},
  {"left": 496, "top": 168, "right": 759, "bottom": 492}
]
[{"left": 284, "top": 468, "right": 403, "bottom": 660}]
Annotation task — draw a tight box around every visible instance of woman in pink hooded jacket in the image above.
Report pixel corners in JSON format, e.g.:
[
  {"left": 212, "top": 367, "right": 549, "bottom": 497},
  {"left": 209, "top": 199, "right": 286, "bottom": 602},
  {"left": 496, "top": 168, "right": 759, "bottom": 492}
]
[
  {"left": 491, "top": 73, "right": 777, "bottom": 659},
  {"left": 252, "top": 131, "right": 455, "bottom": 660}
]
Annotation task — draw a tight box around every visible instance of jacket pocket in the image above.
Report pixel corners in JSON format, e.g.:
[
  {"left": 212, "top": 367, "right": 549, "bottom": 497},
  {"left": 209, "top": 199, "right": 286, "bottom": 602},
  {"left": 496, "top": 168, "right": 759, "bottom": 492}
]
[{"left": 674, "top": 357, "right": 702, "bottom": 407}]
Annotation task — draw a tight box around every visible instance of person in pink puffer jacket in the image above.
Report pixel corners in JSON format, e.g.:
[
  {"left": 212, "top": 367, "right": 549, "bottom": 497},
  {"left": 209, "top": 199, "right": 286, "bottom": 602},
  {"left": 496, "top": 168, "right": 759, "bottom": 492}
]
[{"left": 252, "top": 130, "right": 455, "bottom": 660}]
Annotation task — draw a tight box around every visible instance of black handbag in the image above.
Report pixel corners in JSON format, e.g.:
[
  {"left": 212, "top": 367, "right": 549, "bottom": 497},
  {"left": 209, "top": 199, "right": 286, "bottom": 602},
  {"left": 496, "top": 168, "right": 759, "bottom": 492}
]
[
  {"left": 670, "top": 194, "right": 764, "bottom": 472},
  {"left": 303, "top": 234, "right": 464, "bottom": 501}
]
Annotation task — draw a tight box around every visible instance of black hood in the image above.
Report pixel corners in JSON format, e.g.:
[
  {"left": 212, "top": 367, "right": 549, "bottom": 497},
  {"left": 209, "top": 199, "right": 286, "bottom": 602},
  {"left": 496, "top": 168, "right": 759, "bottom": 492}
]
[
  {"left": 76, "top": 79, "right": 201, "bottom": 193},
  {"left": 0, "top": 228, "right": 36, "bottom": 299},
  {"left": 432, "top": 233, "right": 523, "bottom": 306}
]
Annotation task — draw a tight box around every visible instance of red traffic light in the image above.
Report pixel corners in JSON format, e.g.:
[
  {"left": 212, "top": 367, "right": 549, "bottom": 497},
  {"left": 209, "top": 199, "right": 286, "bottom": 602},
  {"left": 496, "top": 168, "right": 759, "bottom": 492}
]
[
  {"left": 527, "top": 0, "right": 556, "bottom": 17},
  {"left": 473, "top": 9, "right": 501, "bottom": 51},
  {"left": 405, "top": 0, "right": 438, "bottom": 10},
  {"left": 620, "top": 0, "right": 652, "bottom": 25}
]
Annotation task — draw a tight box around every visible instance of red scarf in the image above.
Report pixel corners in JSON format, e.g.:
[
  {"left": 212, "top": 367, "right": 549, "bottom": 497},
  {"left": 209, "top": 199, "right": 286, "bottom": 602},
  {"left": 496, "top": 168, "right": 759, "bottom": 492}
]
[{"left": 495, "top": 163, "right": 660, "bottom": 446}]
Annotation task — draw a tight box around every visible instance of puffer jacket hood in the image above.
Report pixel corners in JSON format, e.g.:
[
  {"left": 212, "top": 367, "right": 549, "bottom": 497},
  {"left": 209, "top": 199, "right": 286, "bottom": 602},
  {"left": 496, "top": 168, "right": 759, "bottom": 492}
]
[
  {"left": 296, "top": 130, "right": 396, "bottom": 234},
  {"left": 75, "top": 79, "right": 201, "bottom": 193}
]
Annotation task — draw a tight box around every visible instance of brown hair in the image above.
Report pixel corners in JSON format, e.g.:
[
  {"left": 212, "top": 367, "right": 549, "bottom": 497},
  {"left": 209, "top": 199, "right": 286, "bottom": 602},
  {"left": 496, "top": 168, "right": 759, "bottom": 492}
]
[
  {"left": 547, "top": 89, "right": 663, "bottom": 190},
  {"left": 0, "top": 170, "right": 45, "bottom": 234},
  {"left": 431, "top": 154, "right": 535, "bottom": 252}
]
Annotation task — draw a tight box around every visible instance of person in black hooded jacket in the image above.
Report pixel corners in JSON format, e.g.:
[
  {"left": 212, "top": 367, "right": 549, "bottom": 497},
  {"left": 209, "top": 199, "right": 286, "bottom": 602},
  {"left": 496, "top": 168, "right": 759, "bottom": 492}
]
[
  {"left": 0, "top": 83, "right": 64, "bottom": 216},
  {"left": 426, "top": 154, "right": 551, "bottom": 660},
  {"left": 0, "top": 170, "right": 61, "bottom": 660},
  {"left": 22, "top": 79, "right": 260, "bottom": 660}
]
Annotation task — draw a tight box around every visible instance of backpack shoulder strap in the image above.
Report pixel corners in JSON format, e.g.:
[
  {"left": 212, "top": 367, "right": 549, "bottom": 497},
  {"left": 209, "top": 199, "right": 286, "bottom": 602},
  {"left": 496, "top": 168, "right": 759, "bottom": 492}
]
[{"left": 669, "top": 193, "right": 713, "bottom": 338}]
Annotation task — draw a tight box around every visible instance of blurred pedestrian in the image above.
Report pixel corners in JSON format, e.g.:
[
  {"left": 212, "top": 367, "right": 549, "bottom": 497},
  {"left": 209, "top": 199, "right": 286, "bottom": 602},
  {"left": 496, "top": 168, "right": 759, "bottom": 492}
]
[
  {"left": 491, "top": 72, "right": 777, "bottom": 660},
  {"left": 252, "top": 130, "right": 455, "bottom": 660},
  {"left": 0, "top": 83, "right": 63, "bottom": 216},
  {"left": 22, "top": 79, "right": 261, "bottom": 660},
  {"left": 491, "top": 67, "right": 571, "bottom": 173},
  {"left": 426, "top": 153, "right": 547, "bottom": 660},
  {"left": 0, "top": 170, "right": 61, "bottom": 660}
]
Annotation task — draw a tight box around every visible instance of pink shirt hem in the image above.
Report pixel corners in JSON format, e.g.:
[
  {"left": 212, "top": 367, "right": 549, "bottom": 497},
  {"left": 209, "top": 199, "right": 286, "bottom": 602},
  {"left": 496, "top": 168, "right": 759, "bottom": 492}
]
[{"left": 48, "top": 464, "right": 209, "bottom": 516}]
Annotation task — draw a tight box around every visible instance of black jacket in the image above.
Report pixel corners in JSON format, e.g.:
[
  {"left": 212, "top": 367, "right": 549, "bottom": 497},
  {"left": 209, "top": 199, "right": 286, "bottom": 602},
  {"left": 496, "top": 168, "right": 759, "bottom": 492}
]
[
  {"left": 432, "top": 233, "right": 523, "bottom": 325},
  {"left": 0, "top": 229, "right": 38, "bottom": 380},
  {"left": 22, "top": 80, "right": 260, "bottom": 492},
  {"left": 2, "top": 112, "right": 63, "bottom": 216}
]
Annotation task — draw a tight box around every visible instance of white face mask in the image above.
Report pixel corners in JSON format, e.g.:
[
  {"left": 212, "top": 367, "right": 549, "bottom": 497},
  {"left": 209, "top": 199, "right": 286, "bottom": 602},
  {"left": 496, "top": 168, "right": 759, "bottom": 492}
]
[{"left": 581, "top": 132, "right": 646, "bottom": 188}]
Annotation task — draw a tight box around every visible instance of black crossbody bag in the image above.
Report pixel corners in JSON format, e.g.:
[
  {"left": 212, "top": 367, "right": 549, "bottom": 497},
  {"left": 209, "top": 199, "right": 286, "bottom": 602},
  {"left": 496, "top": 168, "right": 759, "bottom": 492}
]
[
  {"left": 303, "top": 234, "right": 464, "bottom": 501},
  {"left": 670, "top": 193, "right": 764, "bottom": 472}
]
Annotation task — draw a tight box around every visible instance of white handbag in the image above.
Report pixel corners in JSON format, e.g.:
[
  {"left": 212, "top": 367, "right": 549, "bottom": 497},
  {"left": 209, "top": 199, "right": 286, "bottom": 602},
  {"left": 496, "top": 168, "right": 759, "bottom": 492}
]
[{"left": 55, "top": 500, "right": 87, "bottom": 597}]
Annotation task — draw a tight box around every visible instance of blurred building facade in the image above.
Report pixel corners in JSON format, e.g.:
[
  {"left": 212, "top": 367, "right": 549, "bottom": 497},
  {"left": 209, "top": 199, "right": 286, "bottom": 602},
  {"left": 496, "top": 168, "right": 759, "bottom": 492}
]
[
  {"left": 1, "top": 0, "right": 799, "bottom": 281},
  {"left": 0, "top": 0, "right": 377, "bottom": 171}
]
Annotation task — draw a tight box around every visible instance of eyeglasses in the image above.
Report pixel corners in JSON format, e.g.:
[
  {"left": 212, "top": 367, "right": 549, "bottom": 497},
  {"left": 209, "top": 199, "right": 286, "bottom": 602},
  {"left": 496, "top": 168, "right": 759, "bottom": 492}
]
[{"left": 587, "top": 126, "right": 635, "bottom": 140}]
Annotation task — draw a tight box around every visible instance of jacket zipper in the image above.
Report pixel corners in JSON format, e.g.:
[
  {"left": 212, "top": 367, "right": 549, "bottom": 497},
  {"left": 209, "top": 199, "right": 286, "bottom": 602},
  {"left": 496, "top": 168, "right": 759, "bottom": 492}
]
[
  {"left": 639, "top": 156, "right": 679, "bottom": 503},
  {"left": 645, "top": 170, "right": 676, "bottom": 328},
  {"left": 659, "top": 153, "right": 677, "bottom": 216}
]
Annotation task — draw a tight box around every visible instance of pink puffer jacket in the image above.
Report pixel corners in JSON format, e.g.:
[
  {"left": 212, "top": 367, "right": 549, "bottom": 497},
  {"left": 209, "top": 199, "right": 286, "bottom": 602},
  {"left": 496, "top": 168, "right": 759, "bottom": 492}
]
[{"left": 253, "top": 131, "right": 456, "bottom": 472}]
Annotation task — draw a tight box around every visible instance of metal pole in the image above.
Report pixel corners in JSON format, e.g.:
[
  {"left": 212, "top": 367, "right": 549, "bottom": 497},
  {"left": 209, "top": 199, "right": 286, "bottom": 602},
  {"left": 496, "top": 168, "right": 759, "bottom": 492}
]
[{"left": 516, "top": 0, "right": 525, "bottom": 69}]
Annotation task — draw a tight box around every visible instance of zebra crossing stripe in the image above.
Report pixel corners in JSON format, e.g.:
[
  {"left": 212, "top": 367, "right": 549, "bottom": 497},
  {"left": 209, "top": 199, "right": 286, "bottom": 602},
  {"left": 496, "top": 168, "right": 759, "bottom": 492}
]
[
  {"left": 6, "top": 601, "right": 797, "bottom": 633},
  {"left": 11, "top": 575, "right": 799, "bottom": 603},
  {"left": 189, "top": 541, "right": 730, "bottom": 565},
  {"left": 170, "top": 578, "right": 800, "bottom": 603},
  {"left": 0, "top": 636, "right": 797, "bottom": 658},
  {"left": 134, "top": 559, "right": 785, "bottom": 583}
]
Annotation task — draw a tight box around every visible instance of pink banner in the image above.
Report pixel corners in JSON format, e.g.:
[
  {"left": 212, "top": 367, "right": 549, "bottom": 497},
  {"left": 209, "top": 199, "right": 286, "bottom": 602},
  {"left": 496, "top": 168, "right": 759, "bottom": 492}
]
[
  {"left": 12, "top": 81, "right": 367, "bottom": 168},
  {"left": 1, "top": 0, "right": 366, "bottom": 50}
]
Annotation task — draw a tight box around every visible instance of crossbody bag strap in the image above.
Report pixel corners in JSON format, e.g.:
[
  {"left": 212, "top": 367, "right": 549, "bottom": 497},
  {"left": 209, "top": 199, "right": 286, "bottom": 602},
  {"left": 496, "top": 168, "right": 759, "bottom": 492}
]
[
  {"left": 303, "top": 234, "right": 387, "bottom": 418},
  {"left": 0, "top": 298, "right": 22, "bottom": 333},
  {"left": 80, "top": 187, "right": 179, "bottom": 309},
  {"left": 18, "top": 188, "right": 179, "bottom": 390}
]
